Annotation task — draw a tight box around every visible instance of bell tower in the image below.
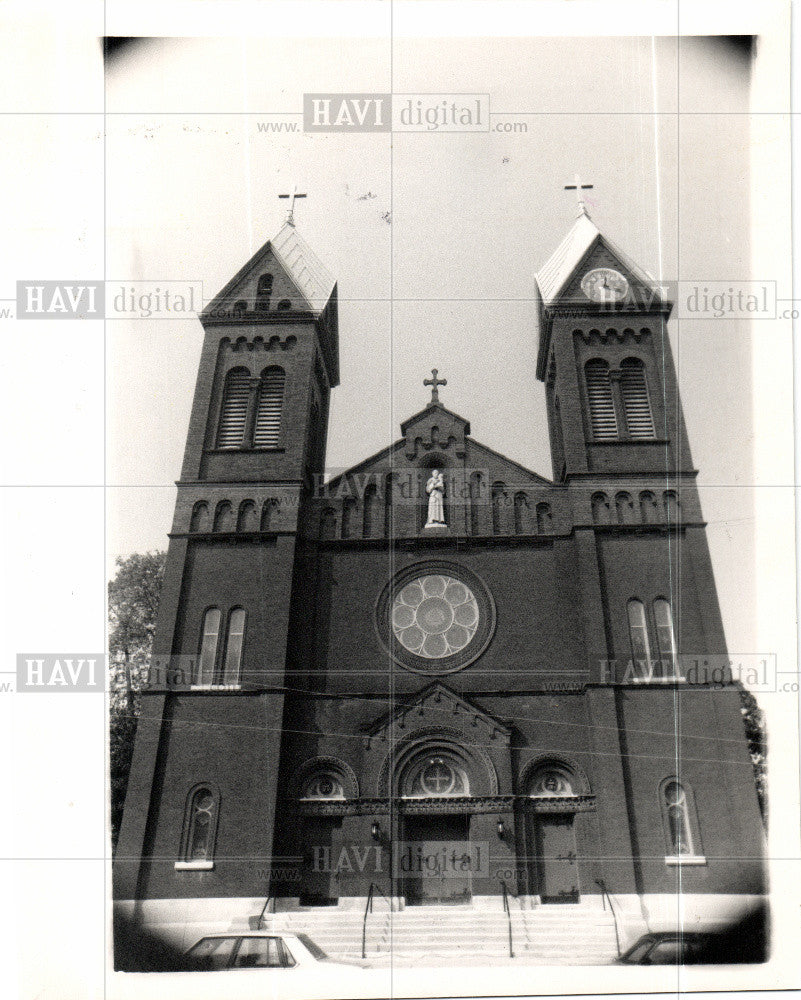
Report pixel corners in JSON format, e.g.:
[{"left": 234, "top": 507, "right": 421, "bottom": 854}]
[
  {"left": 114, "top": 212, "right": 339, "bottom": 907},
  {"left": 181, "top": 220, "right": 337, "bottom": 488},
  {"left": 536, "top": 206, "right": 693, "bottom": 482}
]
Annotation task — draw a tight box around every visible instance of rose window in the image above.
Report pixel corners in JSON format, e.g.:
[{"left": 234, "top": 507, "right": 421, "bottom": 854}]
[{"left": 391, "top": 575, "right": 480, "bottom": 659}]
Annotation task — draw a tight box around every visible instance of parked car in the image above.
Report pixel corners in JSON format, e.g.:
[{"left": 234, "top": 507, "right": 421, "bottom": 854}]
[
  {"left": 618, "top": 921, "right": 768, "bottom": 966},
  {"left": 618, "top": 932, "right": 715, "bottom": 965},
  {"left": 111, "top": 928, "right": 386, "bottom": 1000},
  {"left": 180, "top": 931, "right": 367, "bottom": 972}
]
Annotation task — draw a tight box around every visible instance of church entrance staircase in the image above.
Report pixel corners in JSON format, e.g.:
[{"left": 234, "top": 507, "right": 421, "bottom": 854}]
[{"left": 266, "top": 902, "right": 619, "bottom": 966}]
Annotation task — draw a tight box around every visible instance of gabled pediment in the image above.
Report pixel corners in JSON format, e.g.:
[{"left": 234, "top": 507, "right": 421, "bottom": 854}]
[
  {"left": 401, "top": 402, "right": 470, "bottom": 460},
  {"left": 535, "top": 212, "right": 666, "bottom": 310},
  {"left": 468, "top": 440, "right": 553, "bottom": 488},
  {"left": 366, "top": 682, "right": 511, "bottom": 744},
  {"left": 201, "top": 222, "right": 336, "bottom": 321}
]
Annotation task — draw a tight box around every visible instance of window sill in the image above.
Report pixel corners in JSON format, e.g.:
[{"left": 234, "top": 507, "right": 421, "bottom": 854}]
[
  {"left": 208, "top": 447, "right": 285, "bottom": 454},
  {"left": 630, "top": 677, "right": 686, "bottom": 684},
  {"left": 174, "top": 860, "right": 214, "bottom": 871},
  {"left": 589, "top": 439, "right": 669, "bottom": 446},
  {"left": 665, "top": 856, "right": 706, "bottom": 866},
  {"left": 190, "top": 684, "right": 242, "bottom": 691}
]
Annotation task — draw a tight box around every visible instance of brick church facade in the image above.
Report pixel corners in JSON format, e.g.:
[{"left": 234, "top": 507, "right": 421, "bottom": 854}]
[{"left": 114, "top": 206, "right": 766, "bottom": 954}]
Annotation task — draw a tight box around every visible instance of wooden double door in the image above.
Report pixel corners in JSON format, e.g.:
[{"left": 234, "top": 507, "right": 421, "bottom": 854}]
[
  {"left": 527, "top": 813, "right": 580, "bottom": 903},
  {"left": 401, "top": 814, "right": 472, "bottom": 905}
]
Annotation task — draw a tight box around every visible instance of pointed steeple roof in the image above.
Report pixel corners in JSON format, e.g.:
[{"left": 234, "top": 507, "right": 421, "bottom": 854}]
[
  {"left": 201, "top": 221, "right": 336, "bottom": 320},
  {"left": 270, "top": 222, "right": 336, "bottom": 312},
  {"left": 534, "top": 212, "right": 670, "bottom": 381},
  {"left": 535, "top": 211, "right": 663, "bottom": 307}
]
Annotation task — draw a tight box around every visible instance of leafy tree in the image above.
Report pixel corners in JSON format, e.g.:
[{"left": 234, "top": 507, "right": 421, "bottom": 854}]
[
  {"left": 739, "top": 686, "right": 767, "bottom": 824},
  {"left": 108, "top": 551, "right": 166, "bottom": 849}
]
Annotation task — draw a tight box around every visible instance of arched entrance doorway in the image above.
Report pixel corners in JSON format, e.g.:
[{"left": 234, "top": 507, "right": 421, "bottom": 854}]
[
  {"left": 523, "top": 762, "right": 581, "bottom": 903},
  {"left": 397, "top": 749, "right": 474, "bottom": 905}
]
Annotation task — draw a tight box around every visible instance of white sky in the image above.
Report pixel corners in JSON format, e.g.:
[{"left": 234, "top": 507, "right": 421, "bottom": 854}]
[{"left": 103, "top": 33, "right": 782, "bottom": 666}]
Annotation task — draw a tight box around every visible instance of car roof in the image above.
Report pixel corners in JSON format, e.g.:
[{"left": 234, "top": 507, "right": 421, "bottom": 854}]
[
  {"left": 194, "top": 931, "right": 297, "bottom": 939},
  {"left": 648, "top": 932, "right": 711, "bottom": 939}
]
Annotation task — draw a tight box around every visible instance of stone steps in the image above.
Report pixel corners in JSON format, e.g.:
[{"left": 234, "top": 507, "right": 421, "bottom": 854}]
[{"left": 269, "top": 904, "right": 620, "bottom": 965}]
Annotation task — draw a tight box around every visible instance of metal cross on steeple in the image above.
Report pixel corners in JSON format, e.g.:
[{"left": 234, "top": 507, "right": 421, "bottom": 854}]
[
  {"left": 424, "top": 368, "right": 447, "bottom": 405},
  {"left": 564, "top": 174, "right": 594, "bottom": 216},
  {"left": 278, "top": 185, "right": 307, "bottom": 226}
]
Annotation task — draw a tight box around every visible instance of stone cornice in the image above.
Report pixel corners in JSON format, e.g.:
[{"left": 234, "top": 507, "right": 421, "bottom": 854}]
[{"left": 296, "top": 794, "right": 596, "bottom": 817}]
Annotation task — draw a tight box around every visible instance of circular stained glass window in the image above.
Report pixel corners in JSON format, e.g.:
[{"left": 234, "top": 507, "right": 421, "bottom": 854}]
[
  {"left": 391, "top": 575, "right": 479, "bottom": 659},
  {"left": 377, "top": 562, "right": 496, "bottom": 674}
]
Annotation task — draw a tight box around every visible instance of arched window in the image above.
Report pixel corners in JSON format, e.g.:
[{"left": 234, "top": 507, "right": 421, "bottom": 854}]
[
  {"left": 663, "top": 490, "right": 680, "bottom": 526},
  {"left": 384, "top": 474, "right": 397, "bottom": 538},
  {"left": 256, "top": 274, "right": 273, "bottom": 311},
  {"left": 491, "top": 482, "right": 507, "bottom": 535},
  {"left": 639, "top": 491, "right": 658, "bottom": 524},
  {"left": 237, "top": 500, "right": 258, "bottom": 532},
  {"left": 320, "top": 507, "right": 337, "bottom": 540},
  {"left": 232, "top": 299, "right": 247, "bottom": 317},
  {"left": 197, "top": 608, "right": 221, "bottom": 685},
  {"left": 654, "top": 598, "right": 679, "bottom": 678},
  {"left": 514, "top": 492, "right": 531, "bottom": 534},
  {"left": 363, "top": 483, "right": 381, "bottom": 537},
  {"left": 620, "top": 358, "right": 655, "bottom": 438},
  {"left": 615, "top": 491, "right": 635, "bottom": 525},
  {"left": 585, "top": 360, "right": 618, "bottom": 440},
  {"left": 260, "top": 499, "right": 277, "bottom": 532},
  {"left": 403, "top": 754, "right": 469, "bottom": 798},
  {"left": 182, "top": 785, "right": 218, "bottom": 863},
  {"left": 662, "top": 780, "right": 695, "bottom": 857},
  {"left": 190, "top": 501, "right": 210, "bottom": 532},
  {"left": 591, "top": 491, "right": 610, "bottom": 525},
  {"left": 216, "top": 368, "right": 251, "bottom": 448},
  {"left": 213, "top": 500, "right": 234, "bottom": 532},
  {"left": 277, "top": 299, "right": 292, "bottom": 311},
  {"left": 253, "top": 368, "right": 285, "bottom": 448},
  {"left": 536, "top": 502, "right": 552, "bottom": 534},
  {"left": 528, "top": 764, "right": 575, "bottom": 797},
  {"left": 221, "top": 608, "right": 246, "bottom": 685},
  {"left": 342, "top": 496, "right": 357, "bottom": 539},
  {"left": 300, "top": 772, "right": 346, "bottom": 801},
  {"left": 469, "top": 472, "right": 483, "bottom": 535},
  {"left": 627, "top": 599, "right": 652, "bottom": 679}
]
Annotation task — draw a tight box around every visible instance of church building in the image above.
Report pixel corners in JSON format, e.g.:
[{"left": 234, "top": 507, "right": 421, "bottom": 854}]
[{"left": 114, "top": 194, "right": 766, "bottom": 962}]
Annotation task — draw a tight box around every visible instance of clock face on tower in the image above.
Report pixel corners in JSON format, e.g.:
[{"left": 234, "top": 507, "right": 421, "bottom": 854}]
[{"left": 580, "top": 267, "right": 629, "bottom": 303}]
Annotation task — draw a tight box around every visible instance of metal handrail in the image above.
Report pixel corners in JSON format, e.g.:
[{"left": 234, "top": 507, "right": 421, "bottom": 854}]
[
  {"left": 249, "top": 895, "right": 273, "bottom": 930},
  {"left": 361, "top": 881, "right": 392, "bottom": 959},
  {"left": 595, "top": 878, "right": 622, "bottom": 957},
  {"left": 499, "top": 878, "right": 515, "bottom": 958}
]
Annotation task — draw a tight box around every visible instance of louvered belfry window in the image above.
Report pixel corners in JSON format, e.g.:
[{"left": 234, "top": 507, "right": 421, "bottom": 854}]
[
  {"left": 585, "top": 360, "right": 618, "bottom": 440},
  {"left": 253, "top": 367, "right": 285, "bottom": 447},
  {"left": 620, "top": 358, "right": 655, "bottom": 438},
  {"left": 216, "top": 368, "right": 251, "bottom": 448}
]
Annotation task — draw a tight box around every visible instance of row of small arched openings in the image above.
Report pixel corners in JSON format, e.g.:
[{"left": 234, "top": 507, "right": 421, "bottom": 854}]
[
  {"left": 488, "top": 484, "right": 553, "bottom": 536},
  {"left": 189, "top": 499, "right": 280, "bottom": 534},
  {"left": 573, "top": 327, "right": 651, "bottom": 341},
  {"left": 231, "top": 274, "right": 293, "bottom": 314},
  {"left": 221, "top": 334, "right": 297, "bottom": 353},
  {"left": 318, "top": 483, "right": 553, "bottom": 539},
  {"left": 592, "top": 490, "right": 680, "bottom": 526}
]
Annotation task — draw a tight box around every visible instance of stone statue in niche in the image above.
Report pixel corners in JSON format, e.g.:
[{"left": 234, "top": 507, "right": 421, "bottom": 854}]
[{"left": 425, "top": 469, "right": 446, "bottom": 528}]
